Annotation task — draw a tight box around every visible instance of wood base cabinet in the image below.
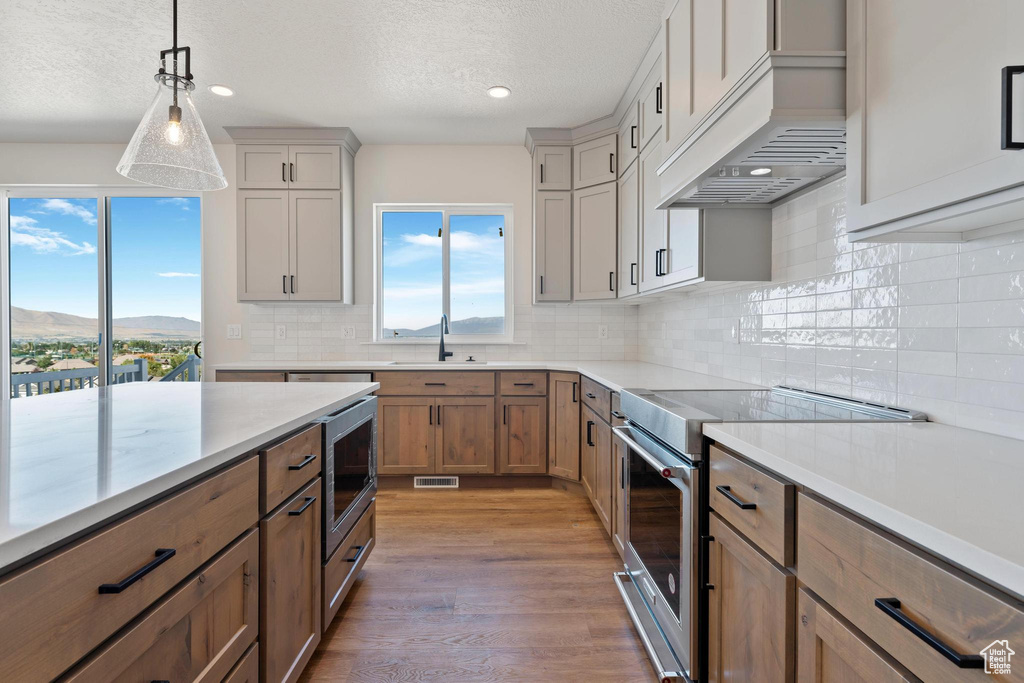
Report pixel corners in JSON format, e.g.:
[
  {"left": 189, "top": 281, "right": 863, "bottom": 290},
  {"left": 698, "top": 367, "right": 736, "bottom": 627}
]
[
  {"left": 377, "top": 397, "right": 436, "bottom": 475},
  {"left": 323, "top": 499, "right": 376, "bottom": 629},
  {"left": 548, "top": 373, "right": 581, "bottom": 481},
  {"left": 611, "top": 429, "right": 627, "bottom": 559},
  {"left": 581, "top": 403, "right": 612, "bottom": 535},
  {"left": 499, "top": 396, "right": 548, "bottom": 474},
  {"left": 377, "top": 396, "right": 495, "bottom": 475},
  {"left": 261, "top": 478, "right": 321, "bottom": 683},
  {"left": 437, "top": 397, "right": 495, "bottom": 474},
  {"left": 707, "top": 512, "right": 795, "bottom": 683}
]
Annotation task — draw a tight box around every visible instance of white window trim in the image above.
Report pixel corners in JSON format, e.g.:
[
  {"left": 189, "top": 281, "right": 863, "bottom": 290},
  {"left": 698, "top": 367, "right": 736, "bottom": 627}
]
[
  {"left": 1, "top": 186, "right": 202, "bottom": 395},
  {"left": 373, "top": 203, "right": 514, "bottom": 344}
]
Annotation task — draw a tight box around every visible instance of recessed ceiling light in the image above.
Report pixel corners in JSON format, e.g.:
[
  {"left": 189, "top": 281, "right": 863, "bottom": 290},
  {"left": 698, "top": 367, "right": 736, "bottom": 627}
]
[
  {"left": 487, "top": 85, "right": 511, "bottom": 99},
  {"left": 208, "top": 84, "right": 234, "bottom": 97},
  {"left": 750, "top": 167, "right": 772, "bottom": 176}
]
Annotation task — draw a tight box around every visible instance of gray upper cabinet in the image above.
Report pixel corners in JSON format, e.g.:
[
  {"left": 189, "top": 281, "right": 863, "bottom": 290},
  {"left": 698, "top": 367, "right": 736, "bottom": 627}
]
[
  {"left": 618, "top": 104, "right": 639, "bottom": 178},
  {"left": 639, "top": 140, "right": 666, "bottom": 293},
  {"left": 237, "top": 190, "right": 290, "bottom": 301},
  {"left": 618, "top": 162, "right": 640, "bottom": 297},
  {"left": 637, "top": 62, "right": 663, "bottom": 152},
  {"left": 661, "top": 208, "right": 701, "bottom": 287},
  {"left": 573, "top": 182, "right": 617, "bottom": 301},
  {"left": 535, "top": 191, "right": 573, "bottom": 302},
  {"left": 238, "top": 146, "right": 290, "bottom": 190},
  {"left": 534, "top": 146, "right": 572, "bottom": 191},
  {"left": 289, "top": 191, "right": 341, "bottom": 300},
  {"left": 573, "top": 134, "right": 618, "bottom": 190},
  {"left": 847, "top": 0, "right": 1024, "bottom": 241},
  {"left": 237, "top": 144, "right": 340, "bottom": 190}
]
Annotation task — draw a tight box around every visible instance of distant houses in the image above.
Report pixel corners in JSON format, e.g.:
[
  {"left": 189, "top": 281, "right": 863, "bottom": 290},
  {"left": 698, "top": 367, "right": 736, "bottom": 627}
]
[
  {"left": 50, "top": 358, "right": 96, "bottom": 371},
  {"left": 11, "top": 357, "right": 40, "bottom": 374}
]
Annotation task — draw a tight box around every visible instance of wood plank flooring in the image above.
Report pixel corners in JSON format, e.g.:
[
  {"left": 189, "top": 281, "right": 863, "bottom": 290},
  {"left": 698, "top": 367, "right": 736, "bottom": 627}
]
[{"left": 300, "top": 487, "right": 656, "bottom": 682}]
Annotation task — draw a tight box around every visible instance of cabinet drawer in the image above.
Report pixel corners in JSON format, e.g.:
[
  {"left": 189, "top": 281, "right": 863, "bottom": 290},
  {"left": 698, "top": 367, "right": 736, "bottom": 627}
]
[
  {"left": 217, "top": 370, "right": 287, "bottom": 382},
  {"left": 0, "top": 457, "right": 258, "bottom": 682},
  {"left": 499, "top": 371, "right": 547, "bottom": 396},
  {"left": 223, "top": 643, "right": 259, "bottom": 683},
  {"left": 709, "top": 445, "right": 794, "bottom": 566},
  {"left": 323, "top": 499, "right": 376, "bottom": 629},
  {"left": 580, "top": 376, "right": 611, "bottom": 422},
  {"left": 63, "top": 530, "right": 259, "bottom": 683},
  {"left": 798, "top": 493, "right": 1024, "bottom": 682},
  {"left": 375, "top": 371, "right": 495, "bottom": 396},
  {"left": 610, "top": 391, "right": 626, "bottom": 426},
  {"left": 261, "top": 423, "right": 321, "bottom": 515}
]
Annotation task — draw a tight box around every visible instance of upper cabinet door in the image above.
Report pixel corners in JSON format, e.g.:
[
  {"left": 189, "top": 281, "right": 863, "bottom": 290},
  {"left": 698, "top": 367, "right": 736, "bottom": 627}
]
[
  {"left": 618, "top": 162, "right": 640, "bottom": 297},
  {"left": 237, "top": 190, "right": 290, "bottom": 301},
  {"left": 237, "top": 145, "right": 289, "bottom": 189},
  {"left": 289, "top": 191, "right": 341, "bottom": 301},
  {"left": 535, "top": 146, "right": 572, "bottom": 191},
  {"left": 535, "top": 191, "right": 573, "bottom": 302},
  {"left": 638, "top": 62, "right": 663, "bottom": 152},
  {"left": 639, "top": 140, "right": 666, "bottom": 293},
  {"left": 573, "top": 134, "right": 618, "bottom": 190},
  {"left": 662, "top": 208, "right": 702, "bottom": 287},
  {"left": 618, "top": 103, "right": 639, "bottom": 178},
  {"left": 573, "top": 182, "right": 618, "bottom": 301},
  {"left": 847, "top": 0, "right": 1024, "bottom": 241},
  {"left": 288, "top": 145, "right": 340, "bottom": 190}
]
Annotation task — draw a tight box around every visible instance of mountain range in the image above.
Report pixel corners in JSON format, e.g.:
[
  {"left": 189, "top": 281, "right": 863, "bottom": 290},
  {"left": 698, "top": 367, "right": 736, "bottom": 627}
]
[
  {"left": 10, "top": 307, "right": 201, "bottom": 340},
  {"left": 383, "top": 316, "right": 503, "bottom": 337}
]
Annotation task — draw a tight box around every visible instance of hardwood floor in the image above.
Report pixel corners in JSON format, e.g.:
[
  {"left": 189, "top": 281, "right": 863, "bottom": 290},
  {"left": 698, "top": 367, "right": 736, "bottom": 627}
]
[{"left": 300, "top": 487, "right": 656, "bottom": 682}]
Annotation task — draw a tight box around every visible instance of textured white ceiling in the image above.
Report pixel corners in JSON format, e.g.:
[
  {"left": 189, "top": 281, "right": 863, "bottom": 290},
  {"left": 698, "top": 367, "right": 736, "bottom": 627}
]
[{"left": 0, "top": 0, "right": 664, "bottom": 144}]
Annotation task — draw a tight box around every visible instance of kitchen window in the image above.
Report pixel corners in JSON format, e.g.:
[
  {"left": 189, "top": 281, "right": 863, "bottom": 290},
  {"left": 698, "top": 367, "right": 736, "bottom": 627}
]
[{"left": 374, "top": 204, "right": 512, "bottom": 343}]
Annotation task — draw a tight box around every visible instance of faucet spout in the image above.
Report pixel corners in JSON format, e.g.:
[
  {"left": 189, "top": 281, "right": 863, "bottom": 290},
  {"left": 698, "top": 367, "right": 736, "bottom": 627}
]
[{"left": 438, "top": 314, "right": 453, "bottom": 361}]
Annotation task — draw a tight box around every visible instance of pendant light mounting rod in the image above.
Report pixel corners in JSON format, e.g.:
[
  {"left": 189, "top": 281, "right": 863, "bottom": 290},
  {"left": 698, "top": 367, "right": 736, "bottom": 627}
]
[{"left": 157, "top": 0, "right": 193, "bottom": 81}]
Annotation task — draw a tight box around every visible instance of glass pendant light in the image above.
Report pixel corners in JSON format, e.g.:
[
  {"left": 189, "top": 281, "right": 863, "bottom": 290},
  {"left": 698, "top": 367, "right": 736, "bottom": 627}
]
[{"left": 116, "top": 0, "right": 227, "bottom": 191}]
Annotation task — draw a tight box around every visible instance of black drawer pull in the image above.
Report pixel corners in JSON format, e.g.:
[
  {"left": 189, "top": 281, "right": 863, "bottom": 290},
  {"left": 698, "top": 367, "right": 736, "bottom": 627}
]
[
  {"left": 425, "top": 382, "right": 446, "bottom": 386},
  {"left": 874, "top": 598, "right": 984, "bottom": 669},
  {"left": 611, "top": 410, "right": 626, "bottom": 420},
  {"left": 715, "top": 485, "right": 756, "bottom": 510},
  {"left": 585, "top": 392, "right": 597, "bottom": 399},
  {"left": 513, "top": 382, "right": 534, "bottom": 386},
  {"left": 98, "top": 548, "right": 176, "bottom": 594},
  {"left": 346, "top": 544, "right": 367, "bottom": 563},
  {"left": 288, "top": 454, "right": 317, "bottom": 470},
  {"left": 288, "top": 496, "right": 316, "bottom": 516}
]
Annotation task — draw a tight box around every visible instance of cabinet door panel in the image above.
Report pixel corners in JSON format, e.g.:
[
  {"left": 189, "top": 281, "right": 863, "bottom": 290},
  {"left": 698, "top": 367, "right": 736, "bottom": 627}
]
[
  {"left": 499, "top": 397, "right": 547, "bottom": 474},
  {"left": 238, "top": 190, "right": 290, "bottom": 301},
  {"left": 591, "top": 415, "right": 612, "bottom": 536},
  {"left": 535, "top": 145, "right": 572, "bottom": 191},
  {"left": 664, "top": 0, "right": 693, "bottom": 152},
  {"left": 260, "top": 479, "right": 321, "bottom": 683},
  {"left": 618, "top": 104, "right": 639, "bottom": 177},
  {"left": 377, "top": 397, "right": 435, "bottom": 475},
  {"left": 639, "top": 140, "right": 666, "bottom": 292},
  {"left": 612, "top": 432, "right": 627, "bottom": 559},
  {"left": 638, "top": 64, "right": 663, "bottom": 152},
  {"left": 618, "top": 162, "right": 640, "bottom": 297},
  {"left": 237, "top": 145, "right": 288, "bottom": 189},
  {"left": 548, "top": 373, "right": 581, "bottom": 481},
  {"left": 573, "top": 182, "right": 618, "bottom": 301},
  {"left": 663, "top": 208, "right": 701, "bottom": 286},
  {"left": 437, "top": 397, "right": 495, "bottom": 474},
  {"left": 580, "top": 404, "right": 601, "bottom": 508},
  {"left": 535, "top": 191, "right": 573, "bottom": 302},
  {"left": 288, "top": 145, "right": 340, "bottom": 190},
  {"left": 289, "top": 191, "right": 341, "bottom": 301},
  {"left": 573, "top": 134, "right": 618, "bottom": 189}
]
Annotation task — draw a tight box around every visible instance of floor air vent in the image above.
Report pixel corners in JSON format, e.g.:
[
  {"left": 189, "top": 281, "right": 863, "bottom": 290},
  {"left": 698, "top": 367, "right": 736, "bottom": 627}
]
[{"left": 414, "top": 476, "right": 459, "bottom": 489}]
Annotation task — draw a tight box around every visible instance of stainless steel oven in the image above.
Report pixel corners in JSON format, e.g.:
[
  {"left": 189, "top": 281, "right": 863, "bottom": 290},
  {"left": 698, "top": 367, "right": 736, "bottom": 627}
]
[
  {"left": 614, "top": 422, "right": 701, "bottom": 683},
  {"left": 317, "top": 395, "right": 377, "bottom": 560}
]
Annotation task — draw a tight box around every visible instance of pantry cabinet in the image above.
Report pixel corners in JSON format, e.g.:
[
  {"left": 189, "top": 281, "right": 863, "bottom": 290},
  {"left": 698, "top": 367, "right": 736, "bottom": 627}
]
[
  {"left": 237, "top": 190, "right": 291, "bottom": 301},
  {"left": 535, "top": 191, "right": 573, "bottom": 302},
  {"left": 499, "top": 396, "right": 548, "bottom": 474},
  {"left": 618, "top": 161, "right": 640, "bottom": 297},
  {"left": 573, "top": 133, "right": 617, "bottom": 189},
  {"left": 534, "top": 145, "right": 572, "bottom": 191},
  {"left": 548, "top": 373, "right": 581, "bottom": 481},
  {"left": 847, "top": 0, "right": 1024, "bottom": 241},
  {"left": 573, "top": 182, "right": 618, "bottom": 301},
  {"left": 237, "top": 144, "right": 340, "bottom": 190}
]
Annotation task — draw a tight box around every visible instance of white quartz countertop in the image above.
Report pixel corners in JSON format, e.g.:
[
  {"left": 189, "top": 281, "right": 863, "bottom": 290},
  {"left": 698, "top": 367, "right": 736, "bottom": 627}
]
[
  {"left": 704, "top": 420, "right": 1024, "bottom": 598},
  {"left": 0, "top": 381, "right": 378, "bottom": 573},
  {"left": 212, "top": 360, "right": 762, "bottom": 394}
]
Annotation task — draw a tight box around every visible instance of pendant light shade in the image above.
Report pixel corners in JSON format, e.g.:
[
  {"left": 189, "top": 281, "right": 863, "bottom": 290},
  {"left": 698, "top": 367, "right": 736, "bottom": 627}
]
[
  {"left": 116, "top": 0, "right": 227, "bottom": 191},
  {"left": 117, "top": 71, "right": 227, "bottom": 191}
]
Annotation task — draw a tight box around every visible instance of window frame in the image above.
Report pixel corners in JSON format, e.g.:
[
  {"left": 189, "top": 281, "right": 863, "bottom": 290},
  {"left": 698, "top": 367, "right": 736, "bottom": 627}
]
[
  {"left": 373, "top": 203, "right": 514, "bottom": 344},
  {"left": 1, "top": 186, "right": 202, "bottom": 397}
]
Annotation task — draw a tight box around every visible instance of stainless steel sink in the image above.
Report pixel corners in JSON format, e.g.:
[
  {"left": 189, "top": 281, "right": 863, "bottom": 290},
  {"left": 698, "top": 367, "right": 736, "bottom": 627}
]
[{"left": 387, "top": 361, "right": 488, "bottom": 366}]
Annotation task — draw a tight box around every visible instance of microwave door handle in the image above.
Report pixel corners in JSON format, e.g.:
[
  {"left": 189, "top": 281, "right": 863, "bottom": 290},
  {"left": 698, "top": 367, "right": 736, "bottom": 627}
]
[{"left": 612, "top": 426, "right": 694, "bottom": 480}]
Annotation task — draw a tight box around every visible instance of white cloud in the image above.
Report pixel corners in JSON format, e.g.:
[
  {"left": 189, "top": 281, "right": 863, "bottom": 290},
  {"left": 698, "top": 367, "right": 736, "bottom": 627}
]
[
  {"left": 157, "top": 197, "right": 191, "bottom": 209},
  {"left": 450, "top": 230, "right": 503, "bottom": 254},
  {"left": 401, "top": 233, "right": 441, "bottom": 248},
  {"left": 10, "top": 215, "right": 95, "bottom": 255},
  {"left": 156, "top": 272, "right": 199, "bottom": 278},
  {"left": 35, "top": 198, "right": 96, "bottom": 224}
]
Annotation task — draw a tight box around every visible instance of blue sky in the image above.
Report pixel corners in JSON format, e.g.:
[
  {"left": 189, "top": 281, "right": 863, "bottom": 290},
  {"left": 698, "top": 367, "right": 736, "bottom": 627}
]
[
  {"left": 381, "top": 211, "right": 505, "bottom": 333},
  {"left": 9, "top": 196, "right": 201, "bottom": 321}
]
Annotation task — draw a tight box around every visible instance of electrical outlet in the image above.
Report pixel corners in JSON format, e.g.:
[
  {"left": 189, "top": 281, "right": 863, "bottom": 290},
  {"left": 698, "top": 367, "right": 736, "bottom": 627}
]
[
  {"left": 598, "top": 324, "right": 609, "bottom": 340},
  {"left": 226, "top": 324, "right": 242, "bottom": 340},
  {"left": 342, "top": 326, "right": 356, "bottom": 339},
  {"left": 275, "top": 324, "right": 287, "bottom": 340}
]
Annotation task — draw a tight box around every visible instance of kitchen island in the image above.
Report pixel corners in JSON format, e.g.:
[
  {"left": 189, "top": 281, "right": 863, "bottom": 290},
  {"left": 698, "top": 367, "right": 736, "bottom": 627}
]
[{"left": 0, "top": 380, "right": 377, "bottom": 682}]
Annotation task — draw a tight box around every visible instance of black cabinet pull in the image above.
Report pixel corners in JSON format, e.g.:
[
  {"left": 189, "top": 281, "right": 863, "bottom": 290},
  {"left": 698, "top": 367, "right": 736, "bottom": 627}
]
[
  {"left": 715, "top": 485, "right": 756, "bottom": 510},
  {"left": 282, "top": 162, "right": 286, "bottom": 182},
  {"left": 288, "top": 454, "right": 317, "bottom": 471},
  {"left": 437, "top": 405, "right": 442, "bottom": 425},
  {"left": 290, "top": 274, "right": 295, "bottom": 294},
  {"left": 620, "top": 456, "right": 625, "bottom": 489},
  {"left": 289, "top": 162, "right": 295, "bottom": 182},
  {"left": 630, "top": 263, "right": 637, "bottom": 286},
  {"left": 513, "top": 382, "right": 534, "bottom": 386},
  {"left": 609, "top": 271, "right": 615, "bottom": 292},
  {"left": 98, "top": 548, "right": 176, "bottom": 594},
  {"left": 654, "top": 250, "right": 661, "bottom": 277},
  {"left": 540, "top": 163, "right": 544, "bottom": 184},
  {"left": 425, "top": 382, "right": 446, "bottom": 386},
  {"left": 586, "top": 420, "right": 594, "bottom": 446},
  {"left": 540, "top": 275, "right": 544, "bottom": 295},
  {"left": 283, "top": 274, "right": 287, "bottom": 294},
  {"left": 288, "top": 495, "right": 316, "bottom": 516},
  {"left": 1002, "top": 66, "right": 1024, "bottom": 149},
  {"left": 346, "top": 544, "right": 367, "bottom": 564},
  {"left": 611, "top": 410, "right": 626, "bottom": 420},
  {"left": 585, "top": 392, "right": 596, "bottom": 399},
  {"left": 655, "top": 83, "right": 663, "bottom": 114},
  {"left": 503, "top": 404, "right": 507, "bottom": 424},
  {"left": 429, "top": 404, "right": 433, "bottom": 425},
  {"left": 609, "top": 152, "right": 615, "bottom": 173},
  {"left": 874, "top": 598, "right": 984, "bottom": 669},
  {"left": 572, "top": 382, "right": 577, "bottom": 403},
  {"left": 630, "top": 125, "right": 637, "bottom": 149}
]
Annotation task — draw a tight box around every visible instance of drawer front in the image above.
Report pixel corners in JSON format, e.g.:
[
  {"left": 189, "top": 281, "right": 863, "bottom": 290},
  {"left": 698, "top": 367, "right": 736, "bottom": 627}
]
[
  {"left": 323, "top": 499, "right": 376, "bottom": 628},
  {"left": 499, "top": 371, "right": 547, "bottom": 396},
  {"left": 223, "top": 643, "right": 259, "bottom": 683},
  {"left": 261, "top": 423, "right": 322, "bottom": 514},
  {"left": 0, "top": 457, "right": 258, "bottom": 682},
  {"left": 217, "top": 370, "right": 287, "bottom": 382},
  {"left": 709, "top": 445, "right": 794, "bottom": 566},
  {"left": 610, "top": 391, "right": 626, "bottom": 426},
  {"left": 798, "top": 493, "right": 1024, "bottom": 682},
  {"left": 63, "top": 530, "right": 259, "bottom": 683},
  {"left": 580, "top": 376, "right": 611, "bottom": 422},
  {"left": 375, "top": 371, "right": 495, "bottom": 396}
]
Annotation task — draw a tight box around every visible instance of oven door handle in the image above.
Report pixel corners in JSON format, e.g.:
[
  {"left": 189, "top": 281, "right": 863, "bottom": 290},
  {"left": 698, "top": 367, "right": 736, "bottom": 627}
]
[{"left": 613, "top": 426, "right": 694, "bottom": 480}]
